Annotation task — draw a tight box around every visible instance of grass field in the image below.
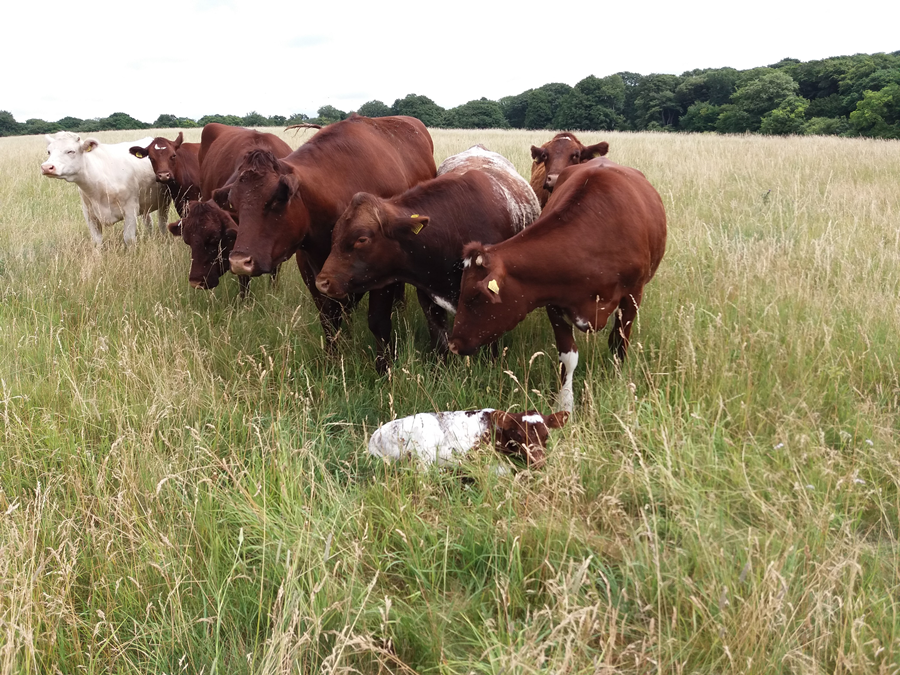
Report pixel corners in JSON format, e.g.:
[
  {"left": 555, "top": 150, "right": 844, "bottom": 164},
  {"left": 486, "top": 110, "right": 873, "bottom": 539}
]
[{"left": 1, "top": 126, "right": 899, "bottom": 674}]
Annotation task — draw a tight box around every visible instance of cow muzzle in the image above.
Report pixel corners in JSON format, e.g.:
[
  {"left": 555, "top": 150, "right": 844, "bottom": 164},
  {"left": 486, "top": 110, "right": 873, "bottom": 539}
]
[
  {"left": 315, "top": 275, "right": 348, "bottom": 299},
  {"left": 543, "top": 174, "right": 558, "bottom": 192},
  {"left": 229, "top": 253, "right": 260, "bottom": 277},
  {"left": 156, "top": 172, "right": 172, "bottom": 182},
  {"left": 41, "top": 164, "right": 57, "bottom": 176}
]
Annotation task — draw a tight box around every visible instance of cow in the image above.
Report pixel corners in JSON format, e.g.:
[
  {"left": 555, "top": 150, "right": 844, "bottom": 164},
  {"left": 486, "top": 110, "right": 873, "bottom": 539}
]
[
  {"left": 129, "top": 132, "right": 201, "bottom": 218},
  {"left": 41, "top": 131, "right": 171, "bottom": 246},
  {"left": 218, "top": 114, "right": 437, "bottom": 372},
  {"left": 315, "top": 145, "right": 540, "bottom": 354},
  {"left": 447, "top": 158, "right": 667, "bottom": 413},
  {"left": 530, "top": 133, "right": 609, "bottom": 207},
  {"left": 368, "top": 408, "right": 569, "bottom": 469},
  {"left": 167, "top": 124, "right": 293, "bottom": 293}
]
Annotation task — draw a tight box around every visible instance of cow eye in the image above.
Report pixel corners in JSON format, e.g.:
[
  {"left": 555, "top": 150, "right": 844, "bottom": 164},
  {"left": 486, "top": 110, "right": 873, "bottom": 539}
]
[
  {"left": 67, "top": 150, "right": 75, "bottom": 155},
  {"left": 355, "top": 236, "right": 369, "bottom": 247}
]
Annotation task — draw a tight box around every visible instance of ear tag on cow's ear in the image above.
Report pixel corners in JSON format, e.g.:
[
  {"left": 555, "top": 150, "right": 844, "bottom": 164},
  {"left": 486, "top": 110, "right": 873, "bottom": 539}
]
[
  {"left": 410, "top": 214, "right": 423, "bottom": 234},
  {"left": 134, "top": 151, "right": 143, "bottom": 158},
  {"left": 488, "top": 279, "right": 500, "bottom": 294},
  {"left": 85, "top": 145, "right": 92, "bottom": 152}
]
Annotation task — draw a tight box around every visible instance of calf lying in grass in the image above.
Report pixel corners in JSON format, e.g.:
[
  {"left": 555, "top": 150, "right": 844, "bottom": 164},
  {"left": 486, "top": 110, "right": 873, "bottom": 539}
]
[{"left": 368, "top": 409, "right": 568, "bottom": 469}]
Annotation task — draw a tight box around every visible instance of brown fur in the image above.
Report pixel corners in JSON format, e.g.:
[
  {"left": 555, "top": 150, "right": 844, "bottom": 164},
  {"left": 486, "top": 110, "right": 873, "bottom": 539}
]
[
  {"left": 129, "top": 133, "right": 201, "bottom": 217},
  {"left": 529, "top": 132, "right": 610, "bottom": 207}
]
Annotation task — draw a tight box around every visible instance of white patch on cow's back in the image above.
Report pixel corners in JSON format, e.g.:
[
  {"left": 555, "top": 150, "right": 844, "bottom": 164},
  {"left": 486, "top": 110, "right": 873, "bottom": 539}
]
[
  {"left": 430, "top": 294, "right": 457, "bottom": 315},
  {"left": 368, "top": 409, "right": 494, "bottom": 467}
]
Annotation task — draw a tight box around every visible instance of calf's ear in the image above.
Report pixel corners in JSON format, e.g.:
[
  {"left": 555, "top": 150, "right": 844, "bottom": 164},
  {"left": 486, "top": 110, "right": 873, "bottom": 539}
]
[
  {"left": 173, "top": 132, "right": 184, "bottom": 150},
  {"left": 167, "top": 220, "right": 183, "bottom": 237},
  {"left": 581, "top": 142, "right": 609, "bottom": 161},
  {"left": 130, "top": 145, "right": 150, "bottom": 159},
  {"left": 546, "top": 411, "right": 569, "bottom": 428}
]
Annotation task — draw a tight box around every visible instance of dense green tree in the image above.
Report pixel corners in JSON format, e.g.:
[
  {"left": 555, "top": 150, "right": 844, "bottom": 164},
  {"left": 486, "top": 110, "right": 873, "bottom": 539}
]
[
  {"left": 633, "top": 74, "right": 681, "bottom": 129},
  {"left": 715, "top": 105, "right": 755, "bottom": 134},
  {"left": 727, "top": 71, "right": 799, "bottom": 131},
  {"left": 55, "top": 116, "right": 83, "bottom": 130},
  {"left": 849, "top": 83, "right": 900, "bottom": 139},
  {"left": 576, "top": 74, "right": 626, "bottom": 112},
  {"left": 357, "top": 100, "right": 392, "bottom": 118},
  {"left": 499, "top": 91, "right": 531, "bottom": 128},
  {"left": 552, "top": 89, "right": 619, "bottom": 130},
  {"left": 102, "top": 112, "right": 149, "bottom": 130},
  {"left": 315, "top": 106, "right": 347, "bottom": 124},
  {"left": 805, "top": 93, "right": 851, "bottom": 119},
  {"left": 391, "top": 94, "right": 445, "bottom": 127},
  {"left": 153, "top": 114, "right": 180, "bottom": 128},
  {"left": 803, "top": 116, "right": 849, "bottom": 136},
  {"left": 442, "top": 98, "right": 508, "bottom": 129},
  {"left": 198, "top": 114, "right": 243, "bottom": 126},
  {"left": 680, "top": 101, "right": 721, "bottom": 132},
  {"left": 759, "top": 96, "right": 810, "bottom": 135},
  {"left": 286, "top": 112, "right": 311, "bottom": 125},
  {"left": 268, "top": 115, "right": 286, "bottom": 126},
  {"left": 22, "top": 118, "right": 60, "bottom": 135},
  {"left": 523, "top": 89, "right": 554, "bottom": 129},
  {"left": 242, "top": 111, "right": 269, "bottom": 126},
  {"left": 0, "top": 110, "right": 20, "bottom": 136}
]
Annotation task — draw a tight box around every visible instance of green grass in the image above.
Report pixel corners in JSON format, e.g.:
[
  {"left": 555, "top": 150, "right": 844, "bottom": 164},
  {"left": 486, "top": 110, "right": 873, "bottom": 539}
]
[{"left": 1, "top": 127, "right": 899, "bottom": 673}]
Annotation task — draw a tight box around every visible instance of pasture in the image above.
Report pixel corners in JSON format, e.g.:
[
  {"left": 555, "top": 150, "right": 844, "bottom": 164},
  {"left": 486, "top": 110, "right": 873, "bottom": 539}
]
[{"left": 1, "top": 126, "right": 899, "bottom": 674}]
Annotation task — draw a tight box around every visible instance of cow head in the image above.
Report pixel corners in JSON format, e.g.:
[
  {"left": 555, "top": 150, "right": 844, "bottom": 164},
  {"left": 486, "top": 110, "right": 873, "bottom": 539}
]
[
  {"left": 316, "top": 192, "right": 423, "bottom": 299},
  {"left": 531, "top": 133, "right": 609, "bottom": 193},
  {"left": 222, "top": 150, "right": 308, "bottom": 277},
  {"left": 41, "top": 131, "right": 98, "bottom": 181},
  {"left": 447, "top": 242, "right": 526, "bottom": 356},
  {"left": 490, "top": 410, "right": 569, "bottom": 467},
  {"left": 170, "top": 200, "right": 238, "bottom": 290},
  {"left": 130, "top": 133, "right": 184, "bottom": 184}
]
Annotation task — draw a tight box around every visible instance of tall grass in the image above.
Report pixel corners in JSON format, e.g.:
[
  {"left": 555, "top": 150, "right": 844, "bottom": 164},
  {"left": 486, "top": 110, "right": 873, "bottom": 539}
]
[{"left": 1, "top": 126, "right": 898, "bottom": 674}]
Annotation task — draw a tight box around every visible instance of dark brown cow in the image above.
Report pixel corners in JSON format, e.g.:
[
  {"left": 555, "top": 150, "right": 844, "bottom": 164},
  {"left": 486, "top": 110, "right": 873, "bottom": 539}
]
[
  {"left": 167, "top": 124, "right": 293, "bottom": 293},
  {"left": 218, "top": 114, "right": 436, "bottom": 371},
  {"left": 315, "top": 145, "right": 540, "bottom": 354},
  {"left": 448, "top": 157, "right": 667, "bottom": 412},
  {"left": 529, "top": 132, "right": 609, "bottom": 207},
  {"left": 129, "top": 133, "right": 200, "bottom": 217}
]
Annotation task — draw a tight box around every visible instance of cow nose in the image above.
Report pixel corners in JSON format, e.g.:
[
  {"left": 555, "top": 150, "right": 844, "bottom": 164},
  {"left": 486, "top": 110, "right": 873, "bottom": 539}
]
[
  {"left": 229, "top": 253, "right": 255, "bottom": 276},
  {"left": 544, "top": 174, "right": 558, "bottom": 191},
  {"left": 41, "top": 164, "right": 55, "bottom": 174},
  {"left": 157, "top": 172, "right": 171, "bottom": 182},
  {"left": 315, "top": 276, "right": 331, "bottom": 294},
  {"left": 189, "top": 279, "right": 205, "bottom": 289}
]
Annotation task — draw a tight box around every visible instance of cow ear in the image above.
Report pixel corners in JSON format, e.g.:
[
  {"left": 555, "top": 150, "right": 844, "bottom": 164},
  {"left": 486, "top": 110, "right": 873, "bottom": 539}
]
[
  {"left": 173, "top": 132, "right": 184, "bottom": 150},
  {"left": 83, "top": 139, "right": 99, "bottom": 153},
  {"left": 545, "top": 411, "right": 569, "bottom": 429},
  {"left": 267, "top": 173, "right": 300, "bottom": 210},
  {"left": 212, "top": 184, "right": 234, "bottom": 210},
  {"left": 462, "top": 242, "right": 489, "bottom": 270},
  {"left": 490, "top": 410, "right": 515, "bottom": 430},
  {"left": 130, "top": 145, "right": 150, "bottom": 159},
  {"left": 478, "top": 274, "right": 504, "bottom": 304},
  {"left": 393, "top": 213, "right": 429, "bottom": 237},
  {"left": 581, "top": 142, "right": 609, "bottom": 161},
  {"left": 167, "top": 220, "right": 183, "bottom": 237},
  {"left": 530, "top": 145, "right": 546, "bottom": 162}
]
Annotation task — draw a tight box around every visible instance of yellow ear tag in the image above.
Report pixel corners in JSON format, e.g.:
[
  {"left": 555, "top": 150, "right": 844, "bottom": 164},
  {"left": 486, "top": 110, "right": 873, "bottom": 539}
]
[
  {"left": 85, "top": 145, "right": 92, "bottom": 152},
  {"left": 488, "top": 279, "right": 500, "bottom": 294},
  {"left": 410, "top": 214, "right": 423, "bottom": 234},
  {"left": 135, "top": 152, "right": 143, "bottom": 158}
]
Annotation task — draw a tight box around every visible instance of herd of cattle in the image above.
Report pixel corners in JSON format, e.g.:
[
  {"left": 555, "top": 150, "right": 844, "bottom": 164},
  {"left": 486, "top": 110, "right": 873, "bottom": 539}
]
[{"left": 39, "top": 115, "right": 667, "bottom": 468}]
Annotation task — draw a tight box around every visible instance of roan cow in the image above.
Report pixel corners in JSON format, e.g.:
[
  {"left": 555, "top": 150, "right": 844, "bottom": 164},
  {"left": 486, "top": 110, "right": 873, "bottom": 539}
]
[
  {"left": 448, "top": 158, "right": 667, "bottom": 412},
  {"left": 41, "top": 131, "right": 170, "bottom": 245},
  {"left": 315, "top": 144, "right": 540, "bottom": 354}
]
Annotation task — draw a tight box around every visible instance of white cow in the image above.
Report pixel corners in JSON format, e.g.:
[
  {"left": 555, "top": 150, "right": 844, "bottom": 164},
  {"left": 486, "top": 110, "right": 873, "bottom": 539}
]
[{"left": 41, "top": 131, "right": 170, "bottom": 245}]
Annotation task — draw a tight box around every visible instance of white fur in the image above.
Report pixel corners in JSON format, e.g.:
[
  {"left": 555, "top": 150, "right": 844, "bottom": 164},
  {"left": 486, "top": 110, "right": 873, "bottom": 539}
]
[
  {"left": 520, "top": 414, "right": 544, "bottom": 424},
  {"left": 154, "top": 143, "right": 166, "bottom": 150},
  {"left": 431, "top": 294, "right": 457, "bottom": 315},
  {"left": 368, "top": 409, "right": 495, "bottom": 467},
  {"left": 557, "top": 350, "right": 579, "bottom": 413},
  {"left": 41, "top": 132, "right": 169, "bottom": 245}
]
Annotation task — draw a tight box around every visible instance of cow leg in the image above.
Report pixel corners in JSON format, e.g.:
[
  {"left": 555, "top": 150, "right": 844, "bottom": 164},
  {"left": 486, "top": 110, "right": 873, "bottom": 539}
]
[
  {"left": 297, "top": 255, "right": 345, "bottom": 351},
  {"left": 608, "top": 288, "right": 643, "bottom": 362},
  {"left": 237, "top": 275, "right": 250, "bottom": 299},
  {"left": 415, "top": 289, "right": 449, "bottom": 355},
  {"left": 84, "top": 212, "right": 103, "bottom": 247},
  {"left": 157, "top": 193, "right": 172, "bottom": 235},
  {"left": 547, "top": 305, "right": 579, "bottom": 413},
  {"left": 123, "top": 210, "right": 138, "bottom": 246},
  {"left": 368, "top": 285, "right": 400, "bottom": 375}
]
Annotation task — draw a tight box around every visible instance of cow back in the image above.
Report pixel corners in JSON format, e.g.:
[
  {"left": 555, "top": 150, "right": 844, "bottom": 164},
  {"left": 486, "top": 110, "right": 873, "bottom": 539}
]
[{"left": 199, "top": 124, "right": 293, "bottom": 199}]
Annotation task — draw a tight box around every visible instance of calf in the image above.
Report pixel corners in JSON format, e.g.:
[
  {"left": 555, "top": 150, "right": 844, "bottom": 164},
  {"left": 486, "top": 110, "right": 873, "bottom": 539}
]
[
  {"left": 129, "top": 132, "right": 201, "bottom": 217},
  {"left": 368, "top": 408, "right": 568, "bottom": 469},
  {"left": 448, "top": 158, "right": 667, "bottom": 412},
  {"left": 315, "top": 145, "right": 540, "bottom": 353},
  {"left": 41, "top": 131, "right": 170, "bottom": 245},
  {"left": 530, "top": 133, "right": 609, "bottom": 207},
  {"left": 167, "top": 124, "right": 293, "bottom": 293},
  {"left": 218, "top": 114, "right": 437, "bottom": 372}
]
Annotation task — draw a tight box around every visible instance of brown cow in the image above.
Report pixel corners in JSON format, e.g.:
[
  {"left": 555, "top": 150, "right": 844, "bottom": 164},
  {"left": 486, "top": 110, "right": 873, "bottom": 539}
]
[
  {"left": 530, "top": 132, "right": 609, "bottom": 207},
  {"left": 448, "top": 157, "right": 667, "bottom": 412},
  {"left": 129, "top": 133, "right": 200, "bottom": 217},
  {"left": 167, "top": 124, "right": 293, "bottom": 294},
  {"left": 315, "top": 145, "right": 540, "bottom": 353},
  {"left": 218, "top": 114, "right": 437, "bottom": 371}
]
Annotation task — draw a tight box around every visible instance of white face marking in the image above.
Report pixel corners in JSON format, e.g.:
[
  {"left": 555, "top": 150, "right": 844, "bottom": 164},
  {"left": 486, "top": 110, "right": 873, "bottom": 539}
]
[
  {"left": 462, "top": 258, "right": 471, "bottom": 269},
  {"left": 520, "top": 414, "right": 544, "bottom": 424},
  {"left": 557, "top": 350, "right": 579, "bottom": 413},
  {"left": 154, "top": 144, "right": 166, "bottom": 150},
  {"left": 430, "top": 295, "right": 457, "bottom": 315}
]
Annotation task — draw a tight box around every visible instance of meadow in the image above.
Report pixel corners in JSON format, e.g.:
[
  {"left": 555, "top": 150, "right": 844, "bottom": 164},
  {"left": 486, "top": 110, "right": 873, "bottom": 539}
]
[{"left": 0, "top": 125, "right": 899, "bottom": 674}]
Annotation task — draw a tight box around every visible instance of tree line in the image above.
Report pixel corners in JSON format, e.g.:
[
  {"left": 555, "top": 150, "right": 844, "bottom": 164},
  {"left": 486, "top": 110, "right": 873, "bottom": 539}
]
[{"left": 3, "top": 51, "right": 899, "bottom": 139}]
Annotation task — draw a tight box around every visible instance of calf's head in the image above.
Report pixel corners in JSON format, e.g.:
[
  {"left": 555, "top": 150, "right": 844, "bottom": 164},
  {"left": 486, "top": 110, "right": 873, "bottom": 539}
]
[
  {"left": 219, "top": 150, "right": 308, "bottom": 277},
  {"left": 490, "top": 410, "right": 569, "bottom": 467},
  {"left": 41, "top": 131, "right": 98, "bottom": 181},
  {"left": 169, "top": 200, "right": 237, "bottom": 289},
  {"left": 316, "top": 192, "right": 427, "bottom": 298},
  {"left": 530, "top": 133, "right": 608, "bottom": 192},
  {"left": 130, "top": 133, "right": 184, "bottom": 184},
  {"left": 448, "top": 242, "right": 526, "bottom": 356}
]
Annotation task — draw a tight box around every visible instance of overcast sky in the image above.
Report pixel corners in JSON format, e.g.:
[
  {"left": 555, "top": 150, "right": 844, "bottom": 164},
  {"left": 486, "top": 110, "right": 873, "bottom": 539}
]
[{"left": 3, "top": 0, "right": 897, "bottom": 123}]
